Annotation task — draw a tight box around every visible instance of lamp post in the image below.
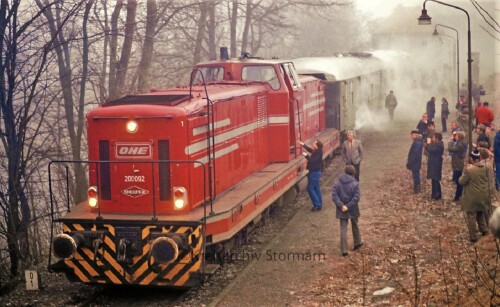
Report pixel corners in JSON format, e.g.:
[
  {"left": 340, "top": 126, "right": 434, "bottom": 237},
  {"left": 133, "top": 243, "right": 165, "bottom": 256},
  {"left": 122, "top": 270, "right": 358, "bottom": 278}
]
[
  {"left": 433, "top": 24, "right": 459, "bottom": 105},
  {"left": 418, "top": 0, "right": 473, "bottom": 153}
]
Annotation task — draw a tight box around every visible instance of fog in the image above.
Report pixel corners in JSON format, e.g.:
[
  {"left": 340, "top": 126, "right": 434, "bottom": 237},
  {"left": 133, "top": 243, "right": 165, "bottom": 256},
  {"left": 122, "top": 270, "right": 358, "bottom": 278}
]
[{"left": 349, "top": 0, "right": 500, "bottom": 131}]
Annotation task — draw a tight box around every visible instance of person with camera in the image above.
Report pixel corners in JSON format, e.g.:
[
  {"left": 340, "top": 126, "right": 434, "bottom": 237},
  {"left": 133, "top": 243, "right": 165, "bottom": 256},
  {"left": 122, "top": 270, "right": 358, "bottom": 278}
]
[
  {"left": 425, "top": 132, "right": 444, "bottom": 200},
  {"left": 407, "top": 130, "right": 423, "bottom": 193}
]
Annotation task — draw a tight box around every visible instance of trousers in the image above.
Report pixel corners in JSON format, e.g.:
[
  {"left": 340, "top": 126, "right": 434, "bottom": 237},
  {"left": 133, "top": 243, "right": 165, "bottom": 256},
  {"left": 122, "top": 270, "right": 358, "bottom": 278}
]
[
  {"left": 339, "top": 218, "right": 361, "bottom": 254},
  {"left": 306, "top": 171, "right": 322, "bottom": 208}
]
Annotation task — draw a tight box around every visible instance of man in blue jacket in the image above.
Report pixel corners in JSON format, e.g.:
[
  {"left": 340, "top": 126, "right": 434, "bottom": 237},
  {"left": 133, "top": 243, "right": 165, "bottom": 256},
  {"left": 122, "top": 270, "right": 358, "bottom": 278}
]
[
  {"left": 300, "top": 139, "right": 323, "bottom": 211},
  {"left": 331, "top": 165, "right": 362, "bottom": 257},
  {"left": 407, "top": 130, "right": 423, "bottom": 193}
]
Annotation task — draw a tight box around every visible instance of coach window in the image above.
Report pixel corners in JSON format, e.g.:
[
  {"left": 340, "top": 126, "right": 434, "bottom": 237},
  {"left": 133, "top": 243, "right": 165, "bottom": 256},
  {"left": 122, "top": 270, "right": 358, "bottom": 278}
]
[
  {"left": 242, "top": 65, "right": 280, "bottom": 90},
  {"left": 192, "top": 66, "right": 224, "bottom": 84}
]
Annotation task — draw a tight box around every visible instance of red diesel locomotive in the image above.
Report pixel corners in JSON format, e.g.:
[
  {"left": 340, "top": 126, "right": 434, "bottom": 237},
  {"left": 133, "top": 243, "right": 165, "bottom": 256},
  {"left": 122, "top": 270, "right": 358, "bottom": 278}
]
[{"left": 48, "top": 50, "right": 341, "bottom": 287}]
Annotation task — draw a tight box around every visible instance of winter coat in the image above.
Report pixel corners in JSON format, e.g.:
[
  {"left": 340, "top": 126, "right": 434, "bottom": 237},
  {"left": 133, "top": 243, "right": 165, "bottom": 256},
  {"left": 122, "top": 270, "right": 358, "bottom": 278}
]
[
  {"left": 441, "top": 101, "right": 450, "bottom": 119},
  {"left": 448, "top": 138, "right": 467, "bottom": 171},
  {"left": 406, "top": 137, "right": 423, "bottom": 171},
  {"left": 494, "top": 131, "right": 500, "bottom": 164},
  {"left": 457, "top": 112, "right": 470, "bottom": 138},
  {"left": 426, "top": 140, "right": 444, "bottom": 180},
  {"left": 416, "top": 120, "right": 428, "bottom": 139},
  {"left": 476, "top": 106, "right": 494, "bottom": 126},
  {"left": 331, "top": 174, "right": 360, "bottom": 219},
  {"left": 426, "top": 100, "right": 436, "bottom": 118},
  {"left": 342, "top": 139, "right": 363, "bottom": 165},
  {"left": 459, "top": 163, "right": 491, "bottom": 213},
  {"left": 385, "top": 93, "right": 398, "bottom": 109}
]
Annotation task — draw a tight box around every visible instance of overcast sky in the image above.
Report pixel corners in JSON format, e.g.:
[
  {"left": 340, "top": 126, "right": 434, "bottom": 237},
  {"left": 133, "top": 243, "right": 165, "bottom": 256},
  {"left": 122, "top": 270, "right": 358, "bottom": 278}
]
[
  {"left": 355, "top": 0, "right": 500, "bottom": 75},
  {"left": 354, "top": 0, "right": 420, "bottom": 18}
]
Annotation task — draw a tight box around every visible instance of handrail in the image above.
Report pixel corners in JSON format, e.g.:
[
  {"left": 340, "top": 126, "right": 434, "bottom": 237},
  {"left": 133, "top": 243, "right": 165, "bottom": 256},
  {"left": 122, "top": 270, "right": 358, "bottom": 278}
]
[{"left": 47, "top": 159, "right": 209, "bottom": 274}]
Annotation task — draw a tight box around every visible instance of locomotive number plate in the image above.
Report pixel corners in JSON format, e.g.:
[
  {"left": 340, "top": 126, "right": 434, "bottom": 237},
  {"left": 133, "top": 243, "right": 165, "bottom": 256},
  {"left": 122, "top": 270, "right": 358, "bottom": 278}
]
[{"left": 124, "top": 175, "right": 145, "bottom": 182}]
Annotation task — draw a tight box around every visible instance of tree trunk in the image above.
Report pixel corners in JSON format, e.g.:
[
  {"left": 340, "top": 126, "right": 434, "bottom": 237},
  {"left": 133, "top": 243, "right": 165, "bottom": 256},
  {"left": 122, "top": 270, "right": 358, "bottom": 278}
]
[
  {"left": 230, "top": 0, "right": 238, "bottom": 58},
  {"left": 98, "top": 0, "right": 110, "bottom": 102},
  {"left": 207, "top": 2, "right": 217, "bottom": 61},
  {"left": 112, "top": 0, "right": 137, "bottom": 100},
  {"left": 137, "top": 0, "right": 157, "bottom": 94},
  {"left": 193, "top": 2, "right": 208, "bottom": 65},
  {"left": 241, "top": 0, "right": 252, "bottom": 55},
  {"left": 37, "top": 0, "right": 88, "bottom": 204},
  {"left": 108, "top": 0, "right": 124, "bottom": 100}
]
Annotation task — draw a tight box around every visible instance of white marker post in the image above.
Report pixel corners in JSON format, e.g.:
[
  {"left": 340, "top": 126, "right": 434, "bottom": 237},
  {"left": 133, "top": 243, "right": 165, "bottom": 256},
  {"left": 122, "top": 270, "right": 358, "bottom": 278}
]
[{"left": 25, "top": 270, "right": 41, "bottom": 290}]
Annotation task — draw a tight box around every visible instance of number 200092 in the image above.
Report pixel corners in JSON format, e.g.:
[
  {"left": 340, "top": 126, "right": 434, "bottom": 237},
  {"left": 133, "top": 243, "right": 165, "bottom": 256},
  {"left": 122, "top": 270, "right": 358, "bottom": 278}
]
[{"left": 124, "top": 175, "right": 145, "bottom": 182}]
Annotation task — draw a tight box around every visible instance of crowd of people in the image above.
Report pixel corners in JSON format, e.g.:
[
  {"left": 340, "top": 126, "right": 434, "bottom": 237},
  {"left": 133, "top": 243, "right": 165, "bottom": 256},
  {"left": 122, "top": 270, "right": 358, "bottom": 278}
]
[
  {"left": 300, "top": 91, "right": 497, "bottom": 254},
  {"left": 407, "top": 95, "right": 498, "bottom": 243}
]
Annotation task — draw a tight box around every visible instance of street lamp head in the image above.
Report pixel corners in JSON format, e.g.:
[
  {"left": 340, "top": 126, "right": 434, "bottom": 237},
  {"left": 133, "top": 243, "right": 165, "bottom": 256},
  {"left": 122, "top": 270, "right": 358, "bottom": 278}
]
[
  {"left": 432, "top": 29, "right": 439, "bottom": 36},
  {"left": 418, "top": 9, "right": 432, "bottom": 25}
]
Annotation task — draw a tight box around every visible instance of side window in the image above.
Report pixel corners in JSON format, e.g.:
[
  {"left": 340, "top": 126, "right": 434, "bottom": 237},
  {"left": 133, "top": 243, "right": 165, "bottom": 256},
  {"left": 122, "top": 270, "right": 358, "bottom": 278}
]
[
  {"left": 192, "top": 66, "right": 224, "bottom": 84},
  {"left": 282, "top": 63, "right": 301, "bottom": 90},
  {"left": 242, "top": 65, "right": 280, "bottom": 91}
]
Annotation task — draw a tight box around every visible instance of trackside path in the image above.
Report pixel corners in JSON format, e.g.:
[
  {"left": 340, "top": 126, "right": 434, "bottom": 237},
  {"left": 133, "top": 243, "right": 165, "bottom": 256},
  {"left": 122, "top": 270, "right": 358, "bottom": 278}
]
[{"left": 208, "top": 119, "right": 496, "bottom": 306}]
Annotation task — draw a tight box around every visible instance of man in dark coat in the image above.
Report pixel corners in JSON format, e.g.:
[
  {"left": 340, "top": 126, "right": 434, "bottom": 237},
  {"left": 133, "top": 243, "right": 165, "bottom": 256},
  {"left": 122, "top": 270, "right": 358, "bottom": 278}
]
[
  {"left": 448, "top": 131, "right": 467, "bottom": 201},
  {"left": 459, "top": 149, "right": 490, "bottom": 242},
  {"left": 385, "top": 90, "right": 398, "bottom": 120},
  {"left": 406, "top": 130, "right": 423, "bottom": 193},
  {"left": 441, "top": 97, "right": 450, "bottom": 132},
  {"left": 331, "top": 165, "right": 362, "bottom": 257},
  {"left": 416, "top": 113, "right": 429, "bottom": 140},
  {"left": 425, "top": 132, "right": 444, "bottom": 200},
  {"left": 300, "top": 139, "right": 323, "bottom": 211},
  {"left": 426, "top": 97, "right": 436, "bottom": 123}
]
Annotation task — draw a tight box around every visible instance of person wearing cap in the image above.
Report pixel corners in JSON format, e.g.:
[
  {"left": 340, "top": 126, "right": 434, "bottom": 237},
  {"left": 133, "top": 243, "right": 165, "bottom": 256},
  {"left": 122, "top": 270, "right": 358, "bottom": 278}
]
[
  {"left": 385, "top": 90, "right": 398, "bottom": 121},
  {"left": 475, "top": 101, "right": 494, "bottom": 128},
  {"left": 448, "top": 131, "right": 467, "bottom": 201},
  {"left": 459, "top": 149, "right": 491, "bottom": 243},
  {"left": 331, "top": 165, "right": 362, "bottom": 257},
  {"left": 425, "top": 132, "right": 444, "bottom": 200},
  {"left": 299, "top": 139, "right": 323, "bottom": 211},
  {"left": 406, "top": 130, "right": 423, "bottom": 193},
  {"left": 426, "top": 97, "right": 436, "bottom": 123},
  {"left": 473, "top": 124, "right": 490, "bottom": 149}
]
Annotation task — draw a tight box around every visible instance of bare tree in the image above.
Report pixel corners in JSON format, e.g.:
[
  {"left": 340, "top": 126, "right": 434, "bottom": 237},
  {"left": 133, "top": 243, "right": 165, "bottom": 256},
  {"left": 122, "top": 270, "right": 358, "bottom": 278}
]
[
  {"left": 229, "top": 0, "right": 238, "bottom": 57},
  {"left": 0, "top": 0, "right": 82, "bottom": 283},
  {"left": 36, "top": 0, "right": 91, "bottom": 205},
  {"left": 109, "top": 0, "right": 137, "bottom": 100},
  {"left": 193, "top": 1, "right": 208, "bottom": 64},
  {"left": 136, "top": 0, "right": 158, "bottom": 93}
]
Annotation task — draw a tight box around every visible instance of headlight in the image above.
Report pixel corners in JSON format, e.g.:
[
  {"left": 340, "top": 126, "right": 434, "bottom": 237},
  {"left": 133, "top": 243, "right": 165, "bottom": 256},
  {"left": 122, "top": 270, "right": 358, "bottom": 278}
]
[
  {"left": 126, "top": 120, "right": 138, "bottom": 133},
  {"left": 173, "top": 187, "right": 187, "bottom": 210},
  {"left": 88, "top": 186, "right": 98, "bottom": 208}
]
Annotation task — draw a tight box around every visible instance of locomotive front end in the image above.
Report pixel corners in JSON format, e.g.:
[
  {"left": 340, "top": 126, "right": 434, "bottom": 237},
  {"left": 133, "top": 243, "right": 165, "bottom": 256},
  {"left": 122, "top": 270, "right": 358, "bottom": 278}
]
[{"left": 49, "top": 94, "right": 208, "bottom": 287}]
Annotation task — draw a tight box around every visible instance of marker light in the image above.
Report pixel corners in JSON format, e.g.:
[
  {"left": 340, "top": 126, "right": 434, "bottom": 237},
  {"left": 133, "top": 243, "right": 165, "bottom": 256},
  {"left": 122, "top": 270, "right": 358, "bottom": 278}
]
[
  {"left": 173, "top": 187, "right": 187, "bottom": 210},
  {"left": 88, "top": 186, "right": 98, "bottom": 207},
  {"left": 126, "top": 120, "right": 138, "bottom": 133}
]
